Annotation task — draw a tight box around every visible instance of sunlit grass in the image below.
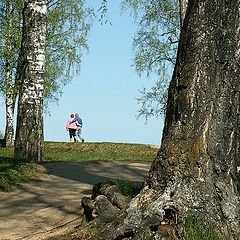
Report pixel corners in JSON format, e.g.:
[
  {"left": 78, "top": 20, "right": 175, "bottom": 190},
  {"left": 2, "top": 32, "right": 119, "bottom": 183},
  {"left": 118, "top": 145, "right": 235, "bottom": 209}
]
[{"left": 44, "top": 141, "right": 159, "bottom": 162}]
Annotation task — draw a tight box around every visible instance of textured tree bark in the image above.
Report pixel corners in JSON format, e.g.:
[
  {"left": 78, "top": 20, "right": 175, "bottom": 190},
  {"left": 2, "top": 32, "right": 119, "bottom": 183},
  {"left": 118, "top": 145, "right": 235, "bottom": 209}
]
[
  {"left": 4, "top": 96, "right": 16, "bottom": 147},
  {"left": 4, "top": 1, "right": 15, "bottom": 147},
  {"left": 91, "top": 1, "right": 239, "bottom": 239},
  {"left": 134, "top": 0, "right": 240, "bottom": 238},
  {"left": 14, "top": 0, "right": 47, "bottom": 162}
]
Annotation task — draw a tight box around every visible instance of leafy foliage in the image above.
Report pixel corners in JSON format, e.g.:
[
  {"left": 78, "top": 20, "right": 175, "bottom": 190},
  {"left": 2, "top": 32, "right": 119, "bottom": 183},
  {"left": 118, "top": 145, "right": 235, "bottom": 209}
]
[
  {"left": 0, "top": 0, "right": 22, "bottom": 94},
  {"left": 0, "top": 0, "right": 94, "bottom": 109},
  {"left": 136, "top": 69, "right": 169, "bottom": 121},
  {"left": 122, "top": 0, "right": 180, "bottom": 120},
  {"left": 45, "top": 0, "right": 94, "bottom": 106}
]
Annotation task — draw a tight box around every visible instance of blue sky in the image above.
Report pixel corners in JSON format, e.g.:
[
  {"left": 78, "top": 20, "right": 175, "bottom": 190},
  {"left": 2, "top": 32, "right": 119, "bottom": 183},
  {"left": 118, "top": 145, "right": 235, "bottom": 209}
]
[{"left": 0, "top": 0, "right": 164, "bottom": 146}]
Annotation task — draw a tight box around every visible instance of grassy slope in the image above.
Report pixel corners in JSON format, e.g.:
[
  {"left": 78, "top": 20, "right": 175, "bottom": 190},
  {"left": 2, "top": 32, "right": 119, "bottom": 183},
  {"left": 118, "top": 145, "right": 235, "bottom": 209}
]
[
  {"left": 0, "top": 142, "right": 159, "bottom": 190},
  {"left": 44, "top": 141, "right": 159, "bottom": 162}
]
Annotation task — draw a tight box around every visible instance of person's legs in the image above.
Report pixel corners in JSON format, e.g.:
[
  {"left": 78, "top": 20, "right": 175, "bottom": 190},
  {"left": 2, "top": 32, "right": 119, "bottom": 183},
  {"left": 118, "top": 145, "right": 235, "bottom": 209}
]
[
  {"left": 76, "top": 127, "right": 84, "bottom": 142},
  {"left": 69, "top": 129, "right": 74, "bottom": 142},
  {"left": 72, "top": 129, "right": 78, "bottom": 142}
]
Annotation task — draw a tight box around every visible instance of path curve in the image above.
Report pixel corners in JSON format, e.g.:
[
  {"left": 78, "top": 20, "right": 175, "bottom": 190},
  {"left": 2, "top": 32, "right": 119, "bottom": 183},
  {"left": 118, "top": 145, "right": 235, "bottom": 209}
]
[{"left": 0, "top": 160, "right": 152, "bottom": 240}]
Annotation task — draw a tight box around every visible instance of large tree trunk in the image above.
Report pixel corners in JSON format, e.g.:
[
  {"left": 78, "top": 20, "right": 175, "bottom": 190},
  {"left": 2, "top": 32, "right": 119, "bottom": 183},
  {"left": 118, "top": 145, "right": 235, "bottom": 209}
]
[
  {"left": 14, "top": 0, "right": 47, "bottom": 162},
  {"left": 132, "top": 0, "right": 240, "bottom": 238},
  {"left": 81, "top": 1, "right": 240, "bottom": 239}
]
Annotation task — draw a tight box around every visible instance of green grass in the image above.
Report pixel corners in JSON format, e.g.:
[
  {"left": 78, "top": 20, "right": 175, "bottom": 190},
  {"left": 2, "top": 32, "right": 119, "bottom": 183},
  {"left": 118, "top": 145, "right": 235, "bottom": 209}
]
[
  {"left": 114, "top": 179, "right": 144, "bottom": 199},
  {"left": 0, "top": 156, "right": 37, "bottom": 191},
  {"left": 0, "top": 142, "right": 158, "bottom": 191},
  {"left": 0, "top": 146, "right": 14, "bottom": 158},
  {"left": 44, "top": 141, "right": 159, "bottom": 162},
  {"left": 186, "top": 210, "right": 226, "bottom": 240}
]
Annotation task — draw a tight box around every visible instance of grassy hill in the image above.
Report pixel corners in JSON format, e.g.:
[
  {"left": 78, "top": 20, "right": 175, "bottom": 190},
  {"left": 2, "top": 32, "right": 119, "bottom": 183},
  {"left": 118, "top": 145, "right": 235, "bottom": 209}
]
[
  {"left": 0, "top": 142, "right": 159, "bottom": 190},
  {"left": 0, "top": 141, "right": 159, "bottom": 162},
  {"left": 44, "top": 141, "right": 159, "bottom": 162}
]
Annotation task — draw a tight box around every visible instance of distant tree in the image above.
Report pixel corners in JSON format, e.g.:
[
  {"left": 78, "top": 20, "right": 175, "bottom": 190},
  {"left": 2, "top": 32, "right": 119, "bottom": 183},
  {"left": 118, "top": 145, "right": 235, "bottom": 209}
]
[
  {"left": 14, "top": 0, "right": 47, "bottom": 161},
  {"left": 0, "top": 0, "right": 93, "bottom": 147},
  {"left": 122, "top": 0, "right": 179, "bottom": 120},
  {"left": 44, "top": 0, "right": 93, "bottom": 107},
  {"left": 0, "top": 130, "right": 4, "bottom": 139},
  {"left": 0, "top": 0, "right": 22, "bottom": 147}
]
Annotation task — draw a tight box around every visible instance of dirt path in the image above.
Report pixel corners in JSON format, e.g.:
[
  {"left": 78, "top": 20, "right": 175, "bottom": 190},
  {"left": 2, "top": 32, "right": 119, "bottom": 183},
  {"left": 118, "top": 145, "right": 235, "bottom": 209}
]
[{"left": 0, "top": 160, "right": 152, "bottom": 240}]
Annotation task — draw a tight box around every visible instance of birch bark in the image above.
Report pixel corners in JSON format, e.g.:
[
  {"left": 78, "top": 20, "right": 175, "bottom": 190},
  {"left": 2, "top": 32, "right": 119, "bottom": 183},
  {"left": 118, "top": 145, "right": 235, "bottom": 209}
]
[
  {"left": 4, "top": 0, "right": 15, "bottom": 147},
  {"left": 179, "top": 0, "right": 188, "bottom": 27},
  {"left": 14, "top": 0, "right": 47, "bottom": 162}
]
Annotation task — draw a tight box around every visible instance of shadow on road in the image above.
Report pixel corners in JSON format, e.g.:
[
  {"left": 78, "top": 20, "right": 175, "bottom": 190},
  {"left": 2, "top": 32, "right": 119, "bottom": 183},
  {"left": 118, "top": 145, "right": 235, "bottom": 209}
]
[
  {"left": 0, "top": 160, "right": 152, "bottom": 240},
  {"left": 43, "top": 160, "right": 151, "bottom": 187}
]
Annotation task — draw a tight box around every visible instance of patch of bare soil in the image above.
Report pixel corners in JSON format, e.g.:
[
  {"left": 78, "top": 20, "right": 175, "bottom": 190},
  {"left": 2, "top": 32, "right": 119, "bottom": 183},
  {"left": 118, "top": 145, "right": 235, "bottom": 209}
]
[{"left": 0, "top": 160, "right": 151, "bottom": 240}]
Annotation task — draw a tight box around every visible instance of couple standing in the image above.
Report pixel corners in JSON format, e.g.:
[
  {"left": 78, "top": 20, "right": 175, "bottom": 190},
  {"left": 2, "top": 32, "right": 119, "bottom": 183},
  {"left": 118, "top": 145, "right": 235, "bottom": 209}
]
[{"left": 66, "top": 113, "right": 84, "bottom": 142}]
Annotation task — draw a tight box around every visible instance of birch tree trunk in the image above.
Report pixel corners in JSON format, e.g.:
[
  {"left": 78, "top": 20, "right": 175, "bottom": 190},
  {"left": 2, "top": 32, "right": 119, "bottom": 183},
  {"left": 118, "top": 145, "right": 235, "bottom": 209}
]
[
  {"left": 4, "top": 93, "right": 16, "bottom": 147},
  {"left": 92, "top": 1, "right": 240, "bottom": 239},
  {"left": 14, "top": 0, "right": 47, "bottom": 162},
  {"left": 4, "top": 0, "right": 15, "bottom": 147},
  {"left": 179, "top": 0, "right": 188, "bottom": 27}
]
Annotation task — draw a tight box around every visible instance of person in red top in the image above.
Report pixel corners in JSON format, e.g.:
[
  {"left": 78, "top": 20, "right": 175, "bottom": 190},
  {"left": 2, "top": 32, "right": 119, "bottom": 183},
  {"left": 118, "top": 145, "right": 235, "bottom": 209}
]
[{"left": 66, "top": 114, "right": 80, "bottom": 142}]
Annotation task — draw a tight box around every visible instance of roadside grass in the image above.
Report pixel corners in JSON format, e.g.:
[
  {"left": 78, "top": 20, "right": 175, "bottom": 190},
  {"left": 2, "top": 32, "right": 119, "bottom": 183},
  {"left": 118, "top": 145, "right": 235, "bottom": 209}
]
[
  {"left": 0, "top": 145, "right": 37, "bottom": 191},
  {"left": 0, "top": 146, "right": 14, "bottom": 158},
  {"left": 0, "top": 156, "right": 37, "bottom": 191}
]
